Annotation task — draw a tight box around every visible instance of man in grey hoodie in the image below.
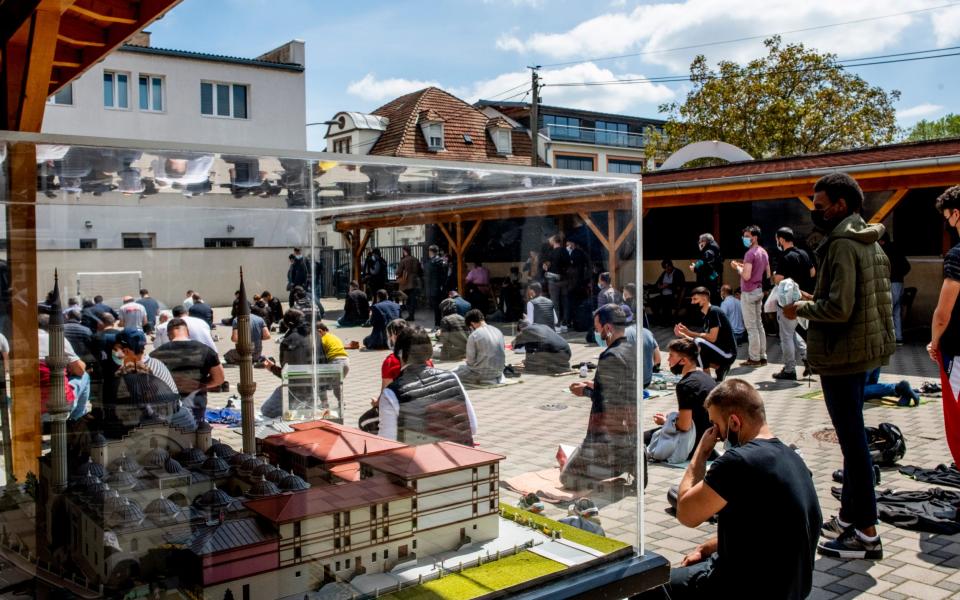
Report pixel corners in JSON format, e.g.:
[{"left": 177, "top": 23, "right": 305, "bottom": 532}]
[{"left": 784, "top": 172, "right": 895, "bottom": 560}]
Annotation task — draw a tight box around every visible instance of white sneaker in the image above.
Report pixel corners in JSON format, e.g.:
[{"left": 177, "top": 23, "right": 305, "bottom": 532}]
[{"left": 560, "top": 325, "right": 568, "bottom": 333}]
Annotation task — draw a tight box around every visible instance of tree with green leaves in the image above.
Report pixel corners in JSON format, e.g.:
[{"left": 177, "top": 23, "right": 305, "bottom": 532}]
[
  {"left": 905, "top": 114, "right": 960, "bottom": 142},
  {"left": 646, "top": 37, "right": 901, "bottom": 165}
]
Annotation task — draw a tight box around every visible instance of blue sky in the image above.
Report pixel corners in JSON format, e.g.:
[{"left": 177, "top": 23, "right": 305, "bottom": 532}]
[{"left": 149, "top": 0, "right": 960, "bottom": 150}]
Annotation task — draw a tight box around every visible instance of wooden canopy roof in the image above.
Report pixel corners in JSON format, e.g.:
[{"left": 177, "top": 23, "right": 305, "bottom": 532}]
[{"left": 1, "top": 0, "right": 182, "bottom": 132}]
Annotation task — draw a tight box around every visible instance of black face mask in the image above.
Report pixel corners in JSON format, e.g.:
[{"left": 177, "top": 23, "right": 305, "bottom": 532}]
[
  {"left": 811, "top": 207, "right": 843, "bottom": 232},
  {"left": 670, "top": 363, "right": 684, "bottom": 375},
  {"left": 726, "top": 418, "right": 741, "bottom": 447}
]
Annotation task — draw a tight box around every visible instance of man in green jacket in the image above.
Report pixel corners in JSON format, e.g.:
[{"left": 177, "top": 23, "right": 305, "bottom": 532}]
[{"left": 784, "top": 172, "right": 895, "bottom": 560}]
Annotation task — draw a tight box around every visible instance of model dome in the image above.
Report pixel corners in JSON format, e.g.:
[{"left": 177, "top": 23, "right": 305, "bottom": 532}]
[
  {"left": 164, "top": 457, "right": 187, "bottom": 475},
  {"left": 252, "top": 463, "right": 278, "bottom": 479},
  {"left": 141, "top": 446, "right": 170, "bottom": 469},
  {"left": 279, "top": 472, "right": 310, "bottom": 491},
  {"left": 108, "top": 497, "right": 145, "bottom": 528},
  {"left": 266, "top": 468, "right": 286, "bottom": 484},
  {"left": 76, "top": 457, "right": 105, "bottom": 479},
  {"left": 145, "top": 494, "right": 181, "bottom": 523},
  {"left": 208, "top": 440, "right": 237, "bottom": 458},
  {"left": 196, "top": 484, "right": 234, "bottom": 509},
  {"left": 246, "top": 475, "right": 281, "bottom": 498},
  {"left": 239, "top": 456, "right": 264, "bottom": 475},
  {"left": 178, "top": 447, "right": 206, "bottom": 466},
  {"left": 229, "top": 452, "right": 252, "bottom": 467},
  {"left": 109, "top": 452, "right": 142, "bottom": 476},
  {"left": 106, "top": 466, "right": 137, "bottom": 490},
  {"left": 201, "top": 452, "right": 230, "bottom": 476}
]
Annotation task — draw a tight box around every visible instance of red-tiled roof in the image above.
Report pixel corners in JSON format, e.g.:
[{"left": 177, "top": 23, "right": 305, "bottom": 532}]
[
  {"left": 369, "top": 87, "right": 540, "bottom": 166},
  {"left": 486, "top": 117, "right": 512, "bottom": 129},
  {"left": 244, "top": 477, "right": 413, "bottom": 523},
  {"left": 644, "top": 138, "right": 960, "bottom": 186},
  {"left": 263, "top": 421, "right": 405, "bottom": 464},
  {"left": 359, "top": 442, "right": 504, "bottom": 479}
]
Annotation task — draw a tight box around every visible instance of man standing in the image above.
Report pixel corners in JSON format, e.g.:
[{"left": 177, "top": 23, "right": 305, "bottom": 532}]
[
  {"left": 718, "top": 285, "right": 747, "bottom": 346},
  {"left": 362, "top": 248, "right": 387, "bottom": 296},
  {"left": 396, "top": 246, "right": 422, "bottom": 321},
  {"left": 690, "top": 233, "right": 722, "bottom": 303},
  {"left": 454, "top": 309, "right": 506, "bottom": 385},
  {"left": 423, "top": 245, "right": 446, "bottom": 328},
  {"left": 731, "top": 225, "right": 769, "bottom": 367},
  {"left": 119, "top": 295, "right": 147, "bottom": 331},
  {"left": 928, "top": 184, "right": 960, "bottom": 466},
  {"left": 563, "top": 304, "right": 637, "bottom": 489},
  {"left": 771, "top": 227, "right": 815, "bottom": 380},
  {"left": 287, "top": 248, "right": 308, "bottom": 306},
  {"left": 639, "top": 379, "right": 821, "bottom": 599},
  {"left": 675, "top": 287, "right": 738, "bottom": 382},
  {"left": 564, "top": 239, "right": 589, "bottom": 328},
  {"left": 543, "top": 235, "right": 570, "bottom": 332},
  {"left": 785, "top": 172, "right": 894, "bottom": 559},
  {"left": 152, "top": 318, "right": 225, "bottom": 423},
  {"left": 879, "top": 234, "right": 910, "bottom": 345},
  {"left": 136, "top": 288, "right": 160, "bottom": 334}
]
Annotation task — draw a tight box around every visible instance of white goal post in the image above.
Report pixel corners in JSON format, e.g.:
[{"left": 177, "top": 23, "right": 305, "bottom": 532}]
[{"left": 76, "top": 271, "right": 143, "bottom": 306}]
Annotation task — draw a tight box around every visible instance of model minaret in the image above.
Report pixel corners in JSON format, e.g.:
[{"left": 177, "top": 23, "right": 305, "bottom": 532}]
[
  {"left": 236, "top": 268, "right": 257, "bottom": 454},
  {"left": 46, "top": 272, "right": 69, "bottom": 492}
]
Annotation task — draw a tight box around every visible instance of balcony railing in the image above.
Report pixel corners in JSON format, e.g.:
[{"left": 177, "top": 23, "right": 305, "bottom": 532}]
[{"left": 544, "top": 124, "right": 650, "bottom": 149}]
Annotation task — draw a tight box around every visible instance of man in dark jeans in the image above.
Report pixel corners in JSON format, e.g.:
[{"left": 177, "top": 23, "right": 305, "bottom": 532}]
[
  {"left": 785, "top": 172, "right": 894, "bottom": 559},
  {"left": 423, "top": 245, "right": 446, "bottom": 328},
  {"left": 637, "top": 379, "right": 821, "bottom": 599}
]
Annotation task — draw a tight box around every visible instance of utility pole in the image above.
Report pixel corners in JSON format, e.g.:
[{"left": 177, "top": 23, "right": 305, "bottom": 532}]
[{"left": 528, "top": 66, "right": 541, "bottom": 167}]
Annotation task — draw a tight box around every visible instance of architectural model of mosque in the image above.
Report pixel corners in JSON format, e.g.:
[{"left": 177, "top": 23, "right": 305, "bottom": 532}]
[{"left": 21, "top": 274, "right": 504, "bottom": 599}]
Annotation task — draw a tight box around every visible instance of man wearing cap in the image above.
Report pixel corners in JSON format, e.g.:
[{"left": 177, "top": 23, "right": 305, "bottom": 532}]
[
  {"left": 563, "top": 304, "right": 638, "bottom": 489},
  {"left": 114, "top": 329, "right": 177, "bottom": 393},
  {"left": 119, "top": 295, "right": 147, "bottom": 331}
]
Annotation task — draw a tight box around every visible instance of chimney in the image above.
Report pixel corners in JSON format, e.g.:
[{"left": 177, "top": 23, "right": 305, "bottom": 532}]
[
  {"left": 256, "top": 40, "right": 305, "bottom": 67},
  {"left": 127, "top": 30, "right": 151, "bottom": 47}
]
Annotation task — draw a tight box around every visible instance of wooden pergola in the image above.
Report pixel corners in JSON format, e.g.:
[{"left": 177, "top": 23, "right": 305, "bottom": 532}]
[
  {"left": 1, "top": 0, "right": 182, "bottom": 479},
  {"left": 331, "top": 189, "right": 638, "bottom": 292}
]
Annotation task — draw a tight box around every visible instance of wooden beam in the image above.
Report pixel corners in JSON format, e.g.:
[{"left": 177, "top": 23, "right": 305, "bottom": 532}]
[
  {"left": 456, "top": 221, "right": 465, "bottom": 293},
  {"left": 17, "top": 4, "right": 61, "bottom": 131},
  {"left": 614, "top": 219, "right": 635, "bottom": 251},
  {"left": 607, "top": 210, "right": 618, "bottom": 286},
  {"left": 797, "top": 196, "right": 814, "bottom": 210},
  {"left": 642, "top": 208, "right": 650, "bottom": 218},
  {"left": 358, "top": 228, "right": 373, "bottom": 258},
  {"left": 437, "top": 223, "right": 456, "bottom": 250},
  {"left": 56, "top": 32, "right": 105, "bottom": 47},
  {"left": 868, "top": 188, "right": 909, "bottom": 224},
  {"left": 578, "top": 212, "right": 611, "bottom": 252},
  {"left": 65, "top": 3, "right": 136, "bottom": 24},
  {"left": 461, "top": 219, "right": 483, "bottom": 256},
  {"left": 7, "top": 144, "right": 41, "bottom": 481}
]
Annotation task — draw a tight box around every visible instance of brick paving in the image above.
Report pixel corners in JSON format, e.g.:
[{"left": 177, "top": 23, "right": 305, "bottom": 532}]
[{"left": 197, "top": 303, "right": 956, "bottom": 598}]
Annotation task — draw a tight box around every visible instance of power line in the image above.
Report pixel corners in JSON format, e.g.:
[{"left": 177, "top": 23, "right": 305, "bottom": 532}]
[
  {"left": 543, "top": 47, "right": 960, "bottom": 88},
  {"left": 539, "top": 1, "right": 960, "bottom": 69}
]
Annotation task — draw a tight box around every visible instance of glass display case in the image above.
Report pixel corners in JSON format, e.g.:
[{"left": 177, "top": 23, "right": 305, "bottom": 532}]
[{"left": 0, "top": 132, "right": 664, "bottom": 599}]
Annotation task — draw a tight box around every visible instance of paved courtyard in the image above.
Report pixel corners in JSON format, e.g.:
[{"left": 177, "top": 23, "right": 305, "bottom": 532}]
[{"left": 192, "top": 301, "right": 955, "bottom": 599}]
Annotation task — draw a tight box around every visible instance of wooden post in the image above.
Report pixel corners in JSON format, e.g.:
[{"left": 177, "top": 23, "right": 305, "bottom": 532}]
[
  {"left": 607, "top": 210, "right": 618, "bottom": 286},
  {"left": 7, "top": 144, "right": 40, "bottom": 481},
  {"left": 351, "top": 228, "right": 361, "bottom": 283},
  {"left": 868, "top": 188, "right": 909, "bottom": 224},
  {"left": 456, "top": 220, "right": 464, "bottom": 293}
]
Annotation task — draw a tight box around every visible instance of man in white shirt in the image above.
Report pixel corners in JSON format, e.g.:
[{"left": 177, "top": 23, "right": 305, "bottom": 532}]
[
  {"left": 167, "top": 305, "right": 217, "bottom": 353},
  {"left": 378, "top": 327, "right": 478, "bottom": 446},
  {"left": 119, "top": 295, "right": 147, "bottom": 330}
]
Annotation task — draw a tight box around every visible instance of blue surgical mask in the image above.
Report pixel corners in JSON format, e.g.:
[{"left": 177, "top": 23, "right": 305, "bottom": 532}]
[
  {"left": 596, "top": 330, "right": 608, "bottom": 350},
  {"left": 742, "top": 236, "right": 752, "bottom": 248},
  {"left": 112, "top": 351, "right": 124, "bottom": 366}
]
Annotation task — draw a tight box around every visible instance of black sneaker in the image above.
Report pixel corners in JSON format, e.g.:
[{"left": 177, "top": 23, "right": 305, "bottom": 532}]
[
  {"left": 817, "top": 528, "right": 883, "bottom": 560},
  {"left": 820, "top": 515, "right": 850, "bottom": 540},
  {"left": 772, "top": 369, "right": 797, "bottom": 381},
  {"left": 832, "top": 465, "right": 881, "bottom": 486}
]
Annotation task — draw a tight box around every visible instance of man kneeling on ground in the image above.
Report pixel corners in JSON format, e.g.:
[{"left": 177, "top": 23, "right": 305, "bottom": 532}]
[
  {"left": 377, "top": 327, "right": 478, "bottom": 446},
  {"left": 513, "top": 319, "right": 571, "bottom": 375},
  {"left": 454, "top": 309, "right": 506, "bottom": 385},
  {"left": 435, "top": 298, "right": 469, "bottom": 361},
  {"left": 637, "top": 379, "right": 821, "bottom": 600}
]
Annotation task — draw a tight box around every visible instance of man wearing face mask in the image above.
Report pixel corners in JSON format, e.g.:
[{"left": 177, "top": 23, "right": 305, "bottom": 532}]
[
  {"left": 563, "top": 304, "right": 637, "bottom": 490},
  {"left": 771, "top": 227, "right": 815, "bottom": 381},
  {"left": 675, "top": 287, "right": 737, "bottom": 382},
  {"left": 690, "top": 233, "right": 722, "bottom": 304},
  {"left": 646, "top": 339, "right": 715, "bottom": 459},
  {"left": 638, "top": 379, "right": 821, "bottom": 599},
  {"left": 730, "top": 225, "right": 770, "bottom": 367},
  {"left": 783, "top": 172, "right": 894, "bottom": 560}
]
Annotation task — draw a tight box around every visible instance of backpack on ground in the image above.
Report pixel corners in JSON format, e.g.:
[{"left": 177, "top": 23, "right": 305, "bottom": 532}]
[{"left": 867, "top": 422, "right": 906, "bottom": 466}]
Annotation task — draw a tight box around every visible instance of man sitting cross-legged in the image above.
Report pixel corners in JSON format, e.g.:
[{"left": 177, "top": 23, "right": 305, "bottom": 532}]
[{"left": 637, "top": 379, "right": 821, "bottom": 600}]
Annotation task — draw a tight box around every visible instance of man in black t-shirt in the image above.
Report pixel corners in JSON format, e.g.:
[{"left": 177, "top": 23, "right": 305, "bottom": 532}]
[
  {"left": 772, "top": 227, "right": 815, "bottom": 381},
  {"left": 151, "top": 318, "right": 224, "bottom": 423},
  {"left": 645, "top": 338, "right": 714, "bottom": 461},
  {"left": 929, "top": 185, "right": 960, "bottom": 468},
  {"left": 639, "top": 379, "right": 821, "bottom": 600},
  {"left": 675, "top": 286, "right": 737, "bottom": 382}
]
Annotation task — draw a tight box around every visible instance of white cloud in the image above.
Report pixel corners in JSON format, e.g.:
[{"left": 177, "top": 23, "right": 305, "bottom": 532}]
[
  {"left": 932, "top": 5, "right": 960, "bottom": 45},
  {"left": 897, "top": 102, "right": 945, "bottom": 122},
  {"left": 498, "top": 0, "right": 934, "bottom": 73},
  {"left": 482, "top": 0, "right": 544, "bottom": 6},
  {"left": 346, "top": 73, "right": 442, "bottom": 102}
]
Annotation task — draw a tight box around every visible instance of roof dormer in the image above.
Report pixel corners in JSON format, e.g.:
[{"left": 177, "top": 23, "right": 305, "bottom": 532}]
[
  {"left": 486, "top": 117, "right": 513, "bottom": 156},
  {"left": 418, "top": 109, "right": 445, "bottom": 152}
]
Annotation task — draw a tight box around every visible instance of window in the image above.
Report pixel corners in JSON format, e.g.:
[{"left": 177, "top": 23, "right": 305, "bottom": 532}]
[
  {"left": 491, "top": 128, "right": 512, "bottom": 155},
  {"left": 472, "top": 468, "right": 477, "bottom": 478},
  {"left": 48, "top": 83, "right": 73, "bottom": 106},
  {"left": 384, "top": 549, "right": 389, "bottom": 559},
  {"left": 412, "top": 540, "right": 417, "bottom": 550},
  {"left": 372, "top": 552, "right": 377, "bottom": 562},
  {"left": 411, "top": 497, "right": 417, "bottom": 510},
  {"left": 543, "top": 115, "right": 581, "bottom": 140},
  {"left": 122, "top": 233, "right": 155, "bottom": 249},
  {"left": 79, "top": 239, "right": 97, "bottom": 249},
  {"left": 138, "top": 75, "right": 164, "bottom": 111},
  {"left": 293, "top": 521, "right": 301, "bottom": 537},
  {"left": 608, "top": 158, "right": 643, "bottom": 174},
  {"left": 344, "top": 512, "right": 350, "bottom": 527},
  {"left": 489, "top": 465, "right": 495, "bottom": 476},
  {"left": 596, "top": 121, "right": 629, "bottom": 146},
  {"left": 345, "top": 535, "right": 351, "bottom": 546},
  {"left": 382, "top": 503, "right": 389, "bottom": 517},
  {"left": 490, "top": 498, "right": 496, "bottom": 510},
  {"left": 201, "top": 81, "right": 248, "bottom": 118},
  {"left": 419, "top": 121, "right": 444, "bottom": 151},
  {"left": 335, "top": 561, "right": 340, "bottom": 571},
  {"left": 242, "top": 584, "right": 250, "bottom": 600},
  {"left": 103, "top": 71, "right": 129, "bottom": 109},
  {"left": 345, "top": 559, "right": 351, "bottom": 569},
  {"left": 333, "top": 513, "right": 340, "bottom": 528},
  {"left": 473, "top": 502, "right": 478, "bottom": 515},
  {"left": 556, "top": 155, "right": 594, "bottom": 171},
  {"left": 383, "top": 526, "right": 389, "bottom": 537},
  {"left": 333, "top": 137, "right": 351, "bottom": 154},
  {"left": 412, "top": 517, "right": 417, "bottom": 529},
  {"left": 334, "top": 537, "right": 341, "bottom": 550},
  {"left": 463, "top": 133, "right": 473, "bottom": 144}
]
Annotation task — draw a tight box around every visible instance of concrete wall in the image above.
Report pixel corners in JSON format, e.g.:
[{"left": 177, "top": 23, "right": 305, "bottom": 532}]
[
  {"left": 41, "top": 47, "right": 306, "bottom": 150},
  {"left": 37, "top": 247, "right": 294, "bottom": 307}
]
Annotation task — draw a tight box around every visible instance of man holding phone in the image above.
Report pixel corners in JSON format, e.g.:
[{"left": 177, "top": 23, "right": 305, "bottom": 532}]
[{"left": 637, "top": 379, "right": 821, "bottom": 599}]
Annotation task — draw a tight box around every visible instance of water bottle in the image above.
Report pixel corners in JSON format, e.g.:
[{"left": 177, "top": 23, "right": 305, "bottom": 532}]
[{"left": 579, "top": 362, "right": 589, "bottom": 378}]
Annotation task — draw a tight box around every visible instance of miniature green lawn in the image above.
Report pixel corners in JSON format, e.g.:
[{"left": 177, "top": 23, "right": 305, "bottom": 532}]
[
  {"left": 499, "top": 503, "right": 631, "bottom": 554},
  {"left": 381, "top": 550, "right": 565, "bottom": 600}
]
